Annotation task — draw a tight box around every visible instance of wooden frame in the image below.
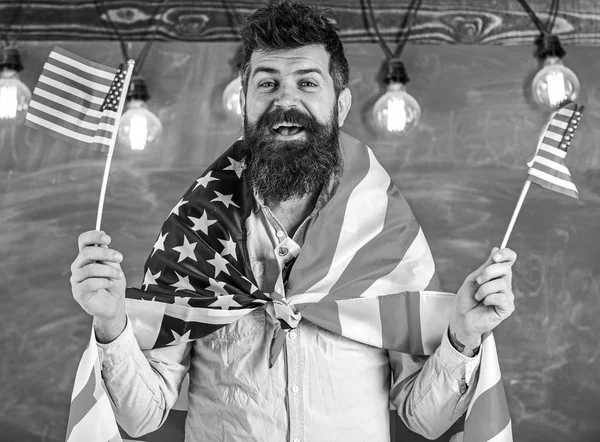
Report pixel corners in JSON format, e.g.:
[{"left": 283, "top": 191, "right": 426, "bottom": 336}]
[{"left": 0, "top": 0, "right": 599, "bottom": 45}]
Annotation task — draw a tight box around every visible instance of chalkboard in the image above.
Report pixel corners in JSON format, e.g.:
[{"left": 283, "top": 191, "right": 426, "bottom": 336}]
[{"left": 0, "top": 41, "right": 599, "bottom": 442}]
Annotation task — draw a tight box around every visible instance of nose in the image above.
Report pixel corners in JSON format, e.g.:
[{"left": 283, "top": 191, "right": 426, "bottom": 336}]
[{"left": 273, "top": 83, "right": 299, "bottom": 109}]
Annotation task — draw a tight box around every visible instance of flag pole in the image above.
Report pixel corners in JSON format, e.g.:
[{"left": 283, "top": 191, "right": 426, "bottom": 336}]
[
  {"left": 500, "top": 179, "right": 531, "bottom": 249},
  {"left": 95, "top": 59, "right": 136, "bottom": 232}
]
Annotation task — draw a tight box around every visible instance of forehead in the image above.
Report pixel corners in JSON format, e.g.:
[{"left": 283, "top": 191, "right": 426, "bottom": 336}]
[{"left": 249, "top": 44, "right": 331, "bottom": 78}]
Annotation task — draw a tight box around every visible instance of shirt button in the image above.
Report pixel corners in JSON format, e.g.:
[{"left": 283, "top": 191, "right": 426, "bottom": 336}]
[
  {"left": 278, "top": 246, "right": 288, "bottom": 257},
  {"left": 288, "top": 331, "right": 297, "bottom": 340},
  {"left": 291, "top": 385, "right": 299, "bottom": 393},
  {"left": 276, "top": 230, "right": 285, "bottom": 238}
]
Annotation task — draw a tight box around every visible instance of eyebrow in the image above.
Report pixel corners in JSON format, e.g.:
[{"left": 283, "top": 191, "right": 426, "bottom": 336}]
[{"left": 251, "top": 66, "right": 326, "bottom": 79}]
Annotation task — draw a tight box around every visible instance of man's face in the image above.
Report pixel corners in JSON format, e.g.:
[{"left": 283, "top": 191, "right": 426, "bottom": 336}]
[
  {"left": 243, "top": 44, "right": 343, "bottom": 133},
  {"left": 241, "top": 45, "right": 351, "bottom": 205}
]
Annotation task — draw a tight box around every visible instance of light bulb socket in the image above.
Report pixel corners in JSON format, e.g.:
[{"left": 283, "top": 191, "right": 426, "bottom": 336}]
[
  {"left": 0, "top": 47, "right": 24, "bottom": 72},
  {"left": 536, "top": 34, "right": 566, "bottom": 60},
  {"left": 127, "top": 76, "right": 150, "bottom": 102},
  {"left": 384, "top": 59, "right": 410, "bottom": 85}
]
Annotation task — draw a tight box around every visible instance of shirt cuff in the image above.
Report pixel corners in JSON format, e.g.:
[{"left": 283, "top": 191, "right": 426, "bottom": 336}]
[
  {"left": 438, "top": 326, "right": 481, "bottom": 387},
  {"left": 95, "top": 316, "right": 137, "bottom": 369}
]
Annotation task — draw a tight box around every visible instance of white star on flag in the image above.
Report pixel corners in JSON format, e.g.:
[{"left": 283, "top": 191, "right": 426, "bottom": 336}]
[
  {"left": 189, "top": 210, "right": 217, "bottom": 235},
  {"left": 173, "top": 296, "right": 192, "bottom": 306},
  {"left": 209, "top": 295, "right": 241, "bottom": 310},
  {"left": 168, "top": 329, "right": 194, "bottom": 346},
  {"left": 206, "top": 278, "right": 229, "bottom": 296},
  {"left": 152, "top": 231, "right": 168, "bottom": 257},
  {"left": 207, "top": 252, "right": 231, "bottom": 278},
  {"left": 224, "top": 157, "right": 246, "bottom": 178},
  {"left": 169, "top": 198, "right": 188, "bottom": 218},
  {"left": 211, "top": 191, "right": 240, "bottom": 208},
  {"left": 171, "top": 271, "right": 195, "bottom": 292},
  {"left": 193, "top": 171, "right": 219, "bottom": 191},
  {"left": 218, "top": 234, "right": 238, "bottom": 261},
  {"left": 173, "top": 236, "right": 198, "bottom": 263},
  {"left": 142, "top": 269, "right": 161, "bottom": 290},
  {"left": 242, "top": 276, "right": 259, "bottom": 294}
]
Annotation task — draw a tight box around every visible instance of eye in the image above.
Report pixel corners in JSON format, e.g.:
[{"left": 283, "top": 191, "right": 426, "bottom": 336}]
[
  {"left": 258, "top": 81, "right": 276, "bottom": 89},
  {"left": 300, "top": 80, "right": 318, "bottom": 88}
]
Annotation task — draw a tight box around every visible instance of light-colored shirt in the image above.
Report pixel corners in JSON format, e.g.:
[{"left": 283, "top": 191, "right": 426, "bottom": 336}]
[{"left": 98, "top": 186, "right": 481, "bottom": 442}]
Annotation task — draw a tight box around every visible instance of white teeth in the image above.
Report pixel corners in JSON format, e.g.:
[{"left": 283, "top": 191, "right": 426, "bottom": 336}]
[{"left": 272, "top": 122, "right": 295, "bottom": 130}]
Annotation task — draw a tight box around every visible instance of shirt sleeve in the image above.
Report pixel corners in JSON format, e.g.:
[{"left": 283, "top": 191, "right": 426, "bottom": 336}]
[
  {"left": 96, "top": 316, "right": 192, "bottom": 438},
  {"left": 388, "top": 326, "right": 481, "bottom": 440}
]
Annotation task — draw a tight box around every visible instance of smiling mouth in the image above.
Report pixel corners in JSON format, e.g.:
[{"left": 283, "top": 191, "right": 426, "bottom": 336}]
[{"left": 272, "top": 123, "right": 305, "bottom": 136}]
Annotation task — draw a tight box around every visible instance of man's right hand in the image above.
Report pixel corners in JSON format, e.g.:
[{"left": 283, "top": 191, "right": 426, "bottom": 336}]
[{"left": 70, "top": 230, "right": 127, "bottom": 343}]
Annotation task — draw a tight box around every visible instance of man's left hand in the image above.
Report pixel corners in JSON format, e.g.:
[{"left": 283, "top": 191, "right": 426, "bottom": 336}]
[{"left": 449, "top": 247, "right": 517, "bottom": 354}]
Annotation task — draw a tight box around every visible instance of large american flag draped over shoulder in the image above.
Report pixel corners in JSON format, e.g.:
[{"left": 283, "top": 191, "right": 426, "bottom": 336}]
[
  {"left": 526, "top": 101, "right": 584, "bottom": 199},
  {"left": 69, "top": 133, "right": 512, "bottom": 442},
  {"left": 24, "top": 47, "right": 125, "bottom": 152}
]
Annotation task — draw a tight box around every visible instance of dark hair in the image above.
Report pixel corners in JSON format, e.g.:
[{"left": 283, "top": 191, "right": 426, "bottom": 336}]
[{"left": 239, "top": 0, "right": 350, "bottom": 97}]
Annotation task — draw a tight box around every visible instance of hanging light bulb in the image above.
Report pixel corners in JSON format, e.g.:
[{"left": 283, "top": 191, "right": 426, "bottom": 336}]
[
  {"left": 0, "top": 46, "right": 31, "bottom": 128},
  {"left": 222, "top": 76, "right": 242, "bottom": 119},
  {"left": 371, "top": 60, "right": 420, "bottom": 136},
  {"left": 531, "top": 34, "right": 580, "bottom": 110},
  {"left": 117, "top": 77, "right": 162, "bottom": 151}
]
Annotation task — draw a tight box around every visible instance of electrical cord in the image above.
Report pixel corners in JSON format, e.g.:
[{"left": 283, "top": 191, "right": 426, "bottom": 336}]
[
  {"left": 0, "top": 0, "right": 25, "bottom": 47},
  {"left": 545, "top": 0, "right": 559, "bottom": 33},
  {"left": 364, "top": 0, "right": 393, "bottom": 59},
  {"left": 392, "top": 0, "right": 423, "bottom": 59},
  {"left": 517, "top": 0, "right": 560, "bottom": 35},
  {"left": 95, "top": 0, "right": 168, "bottom": 73},
  {"left": 364, "top": 0, "right": 424, "bottom": 61}
]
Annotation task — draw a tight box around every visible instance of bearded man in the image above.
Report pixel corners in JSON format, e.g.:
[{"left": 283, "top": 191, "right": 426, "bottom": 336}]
[{"left": 70, "top": 2, "right": 517, "bottom": 441}]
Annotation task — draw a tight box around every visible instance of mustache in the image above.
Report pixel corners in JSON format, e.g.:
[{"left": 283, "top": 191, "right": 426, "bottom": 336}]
[{"left": 256, "top": 107, "right": 320, "bottom": 133}]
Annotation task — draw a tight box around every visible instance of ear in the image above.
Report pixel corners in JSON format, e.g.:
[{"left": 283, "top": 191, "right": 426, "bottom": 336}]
[
  {"left": 337, "top": 87, "right": 352, "bottom": 127},
  {"left": 239, "top": 86, "right": 246, "bottom": 118}
]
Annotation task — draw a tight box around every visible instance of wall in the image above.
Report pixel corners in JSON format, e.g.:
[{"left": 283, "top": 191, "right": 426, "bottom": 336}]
[{"left": 1, "top": 41, "right": 599, "bottom": 442}]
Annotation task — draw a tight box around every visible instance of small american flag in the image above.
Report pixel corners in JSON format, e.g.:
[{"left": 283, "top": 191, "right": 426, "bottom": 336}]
[
  {"left": 69, "top": 133, "right": 512, "bottom": 442},
  {"left": 25, "top": 47, "right": 125, "bottom": 152},
  {"left": 527, "top": 101, "right": 584, "bottom": 199}
]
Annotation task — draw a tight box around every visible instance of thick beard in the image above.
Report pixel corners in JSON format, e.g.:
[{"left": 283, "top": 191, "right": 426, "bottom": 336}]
[{"left": 243, "top": 105, "right": 341, "bottom": 206}]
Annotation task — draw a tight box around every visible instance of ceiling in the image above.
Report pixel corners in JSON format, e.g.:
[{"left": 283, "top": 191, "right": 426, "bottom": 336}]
[{"left": 0, "top": 0, "right": 599, "bottom": 45}]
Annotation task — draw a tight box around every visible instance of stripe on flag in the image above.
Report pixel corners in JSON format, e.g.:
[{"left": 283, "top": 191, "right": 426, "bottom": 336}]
[
  {"left": 297, "top": 147, "right": 392, "bottom": 300},
  {"left": 464, "top": 380, "right": 512, "bottom": 442},
  {"left": 28, "top": 88, "right": 103, "bottom": 120},
  {"left": 324, "top": 183, "right": 421, "bottom": 301},
  {"left": 538, "top": 143, "right": 567, "bottom": 159},
  {"left": 43, "top": 63, "right": 111, "bottom": 94},
  {"left": 67, "top": 393, "right": 121, "bottom": 442},
  {"left": 360, "top": 227, "right": 435, "bottom": 298},
  {"left": 379, "top": 291, "right": 423, "bottom": 353},
  {"left": 49, "top": 47, "right": 118, "bottom": 81},
  {"left": 544, "top": 130, "right": 562, "bottom": 142},
  {"left": 66, "top": 329, "right": 122, "bottom": 442},
  {"left": 25, "top": 113, "right": 109, "bottom": 148},
  {"left": 338, "top": 296, "right": 384, "bottom": 347},
  {"left": 419, "top": 291, "right": 455, "bottom": 354},
  {"left": 29, "top": 100, "right": 99, "bottom": 131},
  {"left": 528, "top": 169, "right": 579, "bottom": 198},
  {"left": 37, "top": 75, "right": 105, "bottom": 105},
  {"left": 556, "top": 106, "right": 575, "bottom": 118},
  {"left": 25, "top": 47, "right": 126, "bottom": 152},
  {"left": 463, "top": 333, "right": 513, "bottom": 442}
]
